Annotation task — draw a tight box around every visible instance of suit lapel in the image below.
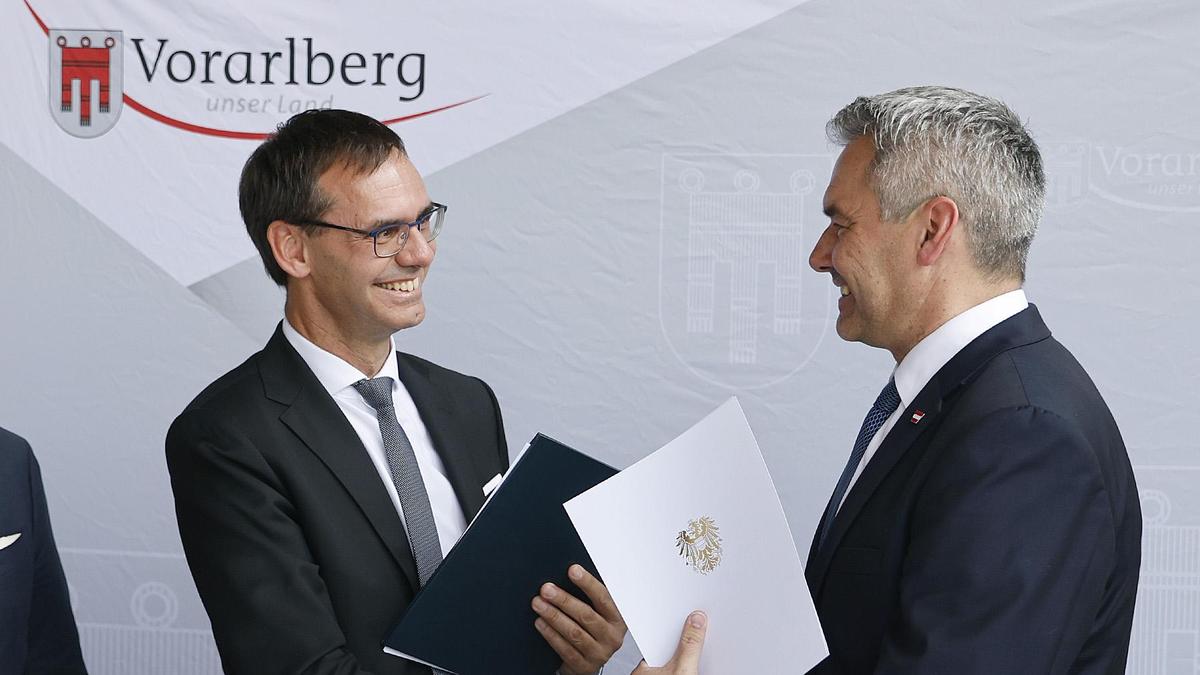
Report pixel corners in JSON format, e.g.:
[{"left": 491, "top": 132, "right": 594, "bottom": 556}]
[
  {"left": 394, "top": 354, "right": 488, "bottom": 520},
  {"left": 806, "top": 306, "right": 1053, "bottom": 596},
  {"left": 259, "top": 327, "right": 421, "bottom": 592},
  {"left": 805, "top": 384, "right": 944, "bottom": 593}
]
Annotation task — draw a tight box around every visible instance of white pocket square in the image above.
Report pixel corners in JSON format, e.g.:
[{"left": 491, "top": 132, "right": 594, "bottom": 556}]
[
  {"left": 482, "top": 473, "right": 503, "bottom": 497},
  {"left": 0, "top": 533, "right": 22, "bottom": 551}
]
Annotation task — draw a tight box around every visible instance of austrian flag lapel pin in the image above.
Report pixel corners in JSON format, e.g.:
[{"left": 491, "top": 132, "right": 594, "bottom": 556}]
[{"left": 910, "top": 409, "right": 926, "bottom": 424}]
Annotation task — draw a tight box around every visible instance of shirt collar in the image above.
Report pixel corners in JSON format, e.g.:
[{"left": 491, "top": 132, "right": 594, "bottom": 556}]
[
  {"left": 892, "top": 289, "right": 1029, "bottom": 407},
  {"left": 281, "top": 319, "right": 398, "bottom": 396}
]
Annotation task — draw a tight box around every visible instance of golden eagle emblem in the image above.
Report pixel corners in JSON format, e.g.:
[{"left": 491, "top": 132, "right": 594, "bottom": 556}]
[{"left": 676, "top": 516, "right": 723, "bottom": 575}]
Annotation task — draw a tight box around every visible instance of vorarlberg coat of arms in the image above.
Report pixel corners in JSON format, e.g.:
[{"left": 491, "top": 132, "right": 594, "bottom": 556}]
[{"left": 676, "top": 516, "right": 723, "bottom": 575}]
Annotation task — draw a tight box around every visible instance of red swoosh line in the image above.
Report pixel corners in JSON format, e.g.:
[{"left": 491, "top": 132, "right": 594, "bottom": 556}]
[{"left": 24, "top": 0, "right": 486, "bottom": 140}]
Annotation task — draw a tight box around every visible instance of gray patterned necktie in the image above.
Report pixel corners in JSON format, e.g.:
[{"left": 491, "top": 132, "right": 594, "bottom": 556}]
[
  {"left": 818, "top": 378, "right": 901, "bottom": 550},
  {"left": 353, "top": 376, "right": 444, "bottom": 587}
]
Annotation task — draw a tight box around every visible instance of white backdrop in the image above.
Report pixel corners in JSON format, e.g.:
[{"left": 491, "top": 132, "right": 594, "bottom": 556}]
[{"left": 2, "top": 0, "right": 1197, "bottom": 673}]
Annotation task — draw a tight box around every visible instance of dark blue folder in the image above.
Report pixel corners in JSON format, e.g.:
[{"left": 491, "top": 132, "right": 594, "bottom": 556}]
[{"left": 383, "top": 433, "right": 618, "bottom": 675}]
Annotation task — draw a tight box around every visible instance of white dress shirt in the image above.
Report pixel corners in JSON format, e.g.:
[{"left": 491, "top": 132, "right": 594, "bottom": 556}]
[
  {"left": 282, "top": 320, "right": 467, "bottom": 557},
  {"left": 834, "top": 289, "right": 1030, "bottom": 514}
]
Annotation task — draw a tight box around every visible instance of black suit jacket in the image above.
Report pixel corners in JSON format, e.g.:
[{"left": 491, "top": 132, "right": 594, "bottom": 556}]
[
  {"left": 166, "top": 326, "right": 509, "bottom": 675},
  {"left": 805, "top": 306, "right": 1141, "bottom": 674},
  {"left": 0, "top": 427, "right": 88, "bottom": 675}
]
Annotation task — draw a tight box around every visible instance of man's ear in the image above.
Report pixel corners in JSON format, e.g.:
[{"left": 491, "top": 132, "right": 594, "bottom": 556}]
[
  {"left": 916, "top": 196, "right": 959, "bottom": 267},
  {"left": 267, "top": 220, "right": 312, "bottom": 280}
]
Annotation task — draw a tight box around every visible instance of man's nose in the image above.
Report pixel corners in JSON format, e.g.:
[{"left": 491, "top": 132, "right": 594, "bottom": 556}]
[
  {"left": 809, "top": 225, "right": 835, "bottom": 274},
  {"left": 396, "top": 226, "right": 435, "bottom": 265}
]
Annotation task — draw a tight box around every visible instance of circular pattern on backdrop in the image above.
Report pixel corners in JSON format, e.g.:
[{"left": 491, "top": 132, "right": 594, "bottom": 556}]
[
  {"left": 1140, "top": 489, "right": 1171, "bottom": 526},
  {"left": 679, "top": 167, "right": 705, "bottom": 193},
  {"left": 790, "top": 169, "right": 815, "bottom": 195},
  {"left": 131, "top": 581, "right": 179, "bottom": 629},
  {"left": 734, "top": 169, "right": 760, "bottom": 192}
]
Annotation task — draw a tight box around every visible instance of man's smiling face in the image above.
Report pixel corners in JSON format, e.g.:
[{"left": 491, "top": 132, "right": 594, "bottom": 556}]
[
  {"left": 809, "top": 136, "right": 917, "bottom": 352},
  {"left": 301, "top": 151, "right": 437, "bottom": 345}
]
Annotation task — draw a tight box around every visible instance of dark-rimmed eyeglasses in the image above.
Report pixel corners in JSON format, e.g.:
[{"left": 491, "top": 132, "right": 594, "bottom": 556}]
[{"left": 291, "top": 202, "right": 446, "bottom": 257}]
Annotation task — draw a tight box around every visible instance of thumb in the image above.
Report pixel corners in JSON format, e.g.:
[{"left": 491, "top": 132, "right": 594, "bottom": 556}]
[{"left": 671, "top": 611, "right": 708, "bottom": 671}]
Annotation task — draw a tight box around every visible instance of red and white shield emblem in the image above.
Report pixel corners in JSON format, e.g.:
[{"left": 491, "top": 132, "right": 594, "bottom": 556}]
[{"left": 48, "top": 29, "right": 123, "bottom": 138}]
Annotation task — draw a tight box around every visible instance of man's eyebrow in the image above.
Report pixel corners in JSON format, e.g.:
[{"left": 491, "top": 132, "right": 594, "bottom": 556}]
[
  {"left": 822, "top": 202, "right": 840, "bottom": 219},
  {"left": 366, "top": 202, "right": 435, "bottom": 230}
]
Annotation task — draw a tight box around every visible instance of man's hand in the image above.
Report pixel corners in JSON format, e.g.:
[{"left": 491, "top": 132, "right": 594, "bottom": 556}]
[
  {"left": 631, "top": 612, "right": 707, "bottom": 675},
  {"left": 532, "top": 564, "right": 628, "bottom": 675}
]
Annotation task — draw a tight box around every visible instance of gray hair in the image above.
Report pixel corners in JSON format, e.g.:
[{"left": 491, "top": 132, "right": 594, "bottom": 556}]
[{"left": 827, "top": 86, "right": 1045, "bottom": 281}]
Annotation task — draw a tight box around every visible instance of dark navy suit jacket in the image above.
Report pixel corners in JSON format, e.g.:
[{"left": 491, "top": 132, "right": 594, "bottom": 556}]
[
  {"left": 0, "top": 427, "right": 88, "bottom": 675},
  {"left": 805, "top": 306, "right": 1141, "bottom": 674}
]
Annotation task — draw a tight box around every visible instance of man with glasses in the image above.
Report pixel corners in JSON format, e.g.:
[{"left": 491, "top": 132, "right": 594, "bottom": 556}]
[{"left": 166, "top": 109, "right": 625, "bottom": 675}]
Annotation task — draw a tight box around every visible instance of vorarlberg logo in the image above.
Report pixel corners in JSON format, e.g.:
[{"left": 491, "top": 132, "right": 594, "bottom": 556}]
[
  {"left": 1043, "top": 140, "right": 1200, "bottom": 214},
  {"left": 129, "top": 38, "right": 425, "bottom": 100},
  {"left": 49, "top": 29, "right": 123, "bottom": 138},
  {"left": 26, "top": 1, "right": 481, "bottom": 140}
]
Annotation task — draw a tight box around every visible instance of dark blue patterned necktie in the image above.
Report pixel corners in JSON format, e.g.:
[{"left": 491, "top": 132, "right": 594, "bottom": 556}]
[{"left": 818, "top": 378, "right": 901, "bottom": 550}]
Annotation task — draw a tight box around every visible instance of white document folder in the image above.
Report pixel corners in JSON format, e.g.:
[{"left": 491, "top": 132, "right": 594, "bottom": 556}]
[{"left": 565, "top": 398, "right": 827, "bottom": 672}]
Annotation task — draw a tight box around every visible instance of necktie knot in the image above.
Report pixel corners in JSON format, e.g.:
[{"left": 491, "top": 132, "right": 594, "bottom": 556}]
[
  {"left": 353, "top": 377, "right": 396, "bottom": 413},
  {"left": 872, "top": 378, "right": 901, "bottom": 416}
]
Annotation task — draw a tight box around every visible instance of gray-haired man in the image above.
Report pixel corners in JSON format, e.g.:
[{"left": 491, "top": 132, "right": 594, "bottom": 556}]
[
  {"left": 647, "top": 85, "right": 1140, "bottom": 675},
  {"left": 803, "top": 84, "right": 1139, "bottom": 674}
]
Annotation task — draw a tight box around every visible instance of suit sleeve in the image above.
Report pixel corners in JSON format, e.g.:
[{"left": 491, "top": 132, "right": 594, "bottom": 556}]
[
  {"left": 20, "top": 440, "right": 89, "bottom": 675},
  {"left": 166, "top": 411, "right": 376, "bottom": 675},
  {"left": 874, "top": 406, "right": 1115, "bottom": 674}
]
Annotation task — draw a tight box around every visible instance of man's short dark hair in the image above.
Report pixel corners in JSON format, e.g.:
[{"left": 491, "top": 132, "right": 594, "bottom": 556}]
[{"left": 238, "top": 109, "right": 407, "bottom": 286}]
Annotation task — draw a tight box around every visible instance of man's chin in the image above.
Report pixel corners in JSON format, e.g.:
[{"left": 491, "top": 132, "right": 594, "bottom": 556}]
[
  {"left": 386, "top": 305, "right": 426, "bottom": 333},
  {"left": 834, "top": 315, "right": 858, "bottom": 342}
]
